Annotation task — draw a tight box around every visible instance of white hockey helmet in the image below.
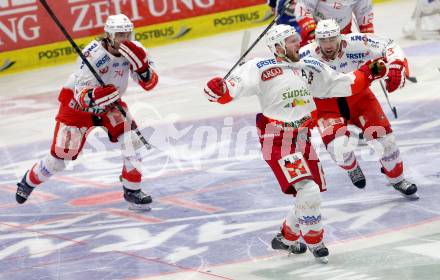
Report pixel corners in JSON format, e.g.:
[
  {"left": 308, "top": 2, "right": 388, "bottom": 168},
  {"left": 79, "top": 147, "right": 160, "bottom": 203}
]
[
  {"left": 315, "top": 19, "right": 341, "bottom": 39},
  {"left": 104, "top": 14, "right": 134, "bottom": 43},
  {"left": 265, "top": 24, "right": 298, "bottom": 55}
]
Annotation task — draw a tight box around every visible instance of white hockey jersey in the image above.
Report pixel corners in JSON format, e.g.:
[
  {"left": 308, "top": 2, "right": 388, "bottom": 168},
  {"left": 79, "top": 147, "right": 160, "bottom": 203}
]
[
  {"left": 299, "top": 33, "right": 406, "bottom": 74},
  {"left": 64, "top": 40, "right": 151, "bottom": 104},
  {"left": 294, "top": 0, "right": 374, "bottom": 32},
  {"left": 225, "top": 57, "right": 360, "bottom": 123}
]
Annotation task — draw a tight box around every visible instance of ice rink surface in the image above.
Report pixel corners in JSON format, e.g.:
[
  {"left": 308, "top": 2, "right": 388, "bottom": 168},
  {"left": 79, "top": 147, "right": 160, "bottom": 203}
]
[{"left": 1, "top": 0, "right": 440, "bottom": 279}]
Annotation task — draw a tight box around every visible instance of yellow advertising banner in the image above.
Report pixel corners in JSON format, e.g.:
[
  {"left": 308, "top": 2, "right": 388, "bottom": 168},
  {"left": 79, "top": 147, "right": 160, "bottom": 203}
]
[{"left": 0, "top": 4, "right": 272, "bottom": 76}]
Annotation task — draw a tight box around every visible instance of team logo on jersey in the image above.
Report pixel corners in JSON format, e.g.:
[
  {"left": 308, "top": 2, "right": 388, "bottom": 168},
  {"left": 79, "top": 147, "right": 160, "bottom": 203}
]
[
  {"left": 284, "top": 98, "right": 311, "bottom": 108},
  {"left": 300, "top": 49, "right": 311, "bottom": 59},
  {"left": 95, "top": 55, "right": 110, "bottom": 68},
  {"left": 256, "top": 59, "right": 276, "bottom": 68},
  {"left": 346, "top": 52, "right": 367, "bottom": 60},
  {"left": 279, "top": 152, "right": 311, "bottom": 183},
  {"left": 99, "top": 66, "right": 109, "bottom": 74},
  {"left": 261, "top": 67, "right": 283, "bottom": 81}
]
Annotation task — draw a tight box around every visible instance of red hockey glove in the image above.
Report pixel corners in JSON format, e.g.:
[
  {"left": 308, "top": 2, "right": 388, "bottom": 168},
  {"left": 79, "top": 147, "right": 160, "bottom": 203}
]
[
  {"left": 78, "top": 84, "right": 120, "bottom": 110},
  {"left": 203, "top": 77, "right": 232, "bottom": 104},
  {"left": 358, "top": 58, "right": 388, "bottom": 83},
  {"left": 385, "top": 60, "right": 406, "bottom": 93},
  {"left": 298, "top": 17, "right": 316, "bottom": 44},
  {"left": 119, "top": 40, "right": 158, "bottom": 91},
  {"left": 359, "top": 23, "right": 374, "bottom": 33},
  {"left": 119, "top": 41, "right": 149, "bottom": 73}
]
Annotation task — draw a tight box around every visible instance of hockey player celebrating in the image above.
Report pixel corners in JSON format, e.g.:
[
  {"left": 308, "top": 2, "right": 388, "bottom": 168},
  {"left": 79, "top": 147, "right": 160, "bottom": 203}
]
[
  {"left": 203, "top": 24, "right": 387, "bottom": 263},
  {"left": 15, "top": 14, "right": 158, "bottom": 210},
  {"left": 294, "top": 0, "right": 374, "bottom": 45},
  {"left": 300, "top": 19, "right": 418, "bottom": 199}
]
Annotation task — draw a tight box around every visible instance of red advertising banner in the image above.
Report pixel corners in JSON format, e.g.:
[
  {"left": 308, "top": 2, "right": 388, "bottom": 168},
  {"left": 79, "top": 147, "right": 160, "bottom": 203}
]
[{"left": 0, "top": 0, "right": 266, "bottom": 52}]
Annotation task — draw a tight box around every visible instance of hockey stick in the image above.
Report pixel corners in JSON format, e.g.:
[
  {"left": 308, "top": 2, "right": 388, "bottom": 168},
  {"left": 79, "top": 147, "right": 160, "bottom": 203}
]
[
  {"left": 240, "top": 30, "right": 252, "bottom": 58},
  {"left": 352, "top": 15, "right": 398, "bottom": 119},
  {"left": 380, "top": 80, "right": 398, "bottom": 118},
  {"left": 38, "top": 0, "right": 153, "bottom": 150},
  {"left": 223, "top": 0, "right": 292, "bottom": 79}
]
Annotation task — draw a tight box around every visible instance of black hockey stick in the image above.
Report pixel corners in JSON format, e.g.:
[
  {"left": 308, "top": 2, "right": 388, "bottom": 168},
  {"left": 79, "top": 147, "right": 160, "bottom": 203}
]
[
  {"left": 380, "top": 80, "right": 398, "bottom": 118},
  {"left": 407, "top": 75, "right": 418, "bottom": 83},
  {"left": 38, "top": 0, "right": 153, "bottom": 150},
  {"left": 224, "top": 0, "right": 292, "bottom": 79}
]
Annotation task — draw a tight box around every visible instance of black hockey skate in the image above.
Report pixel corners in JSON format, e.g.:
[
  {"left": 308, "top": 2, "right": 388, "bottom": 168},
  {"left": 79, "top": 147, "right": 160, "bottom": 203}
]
[
  {"left": 16, "top": 172, "right": 35, "bottom": 204},
  {"left": 348, "top": 165, "right": 366, "bottom": 189},
  {"left": 271, "top": 233, "right": 307, "bottom": 255},
  {"left": 308, "top": 243, "right": 329, "bottom": 264},
  {"left": 123, "top": 186, "right": 152, "bottom": 211},
  {"left": 392, "top": 179, "right": 419, "bottom": 200}
]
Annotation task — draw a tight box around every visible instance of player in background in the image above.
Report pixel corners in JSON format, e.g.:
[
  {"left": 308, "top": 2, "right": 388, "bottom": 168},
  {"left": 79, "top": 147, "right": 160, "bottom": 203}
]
[
  {"left": 268, "top": 0, "right": 300, "bottom": 32},
  {"left": 294, "top": 0, "right": 374, "bottom": 44},
  {"left": 203, "top": 24, "right": 387, "bottom": 263},
  {"left": 300, "top": 19, "right": 418, "bottom": 199},
  {"left": 15, "top": 14, "right": 159, "bottom": 210},
  {"left": 403, "top": 0, "right": 440, "bottom": 39}
]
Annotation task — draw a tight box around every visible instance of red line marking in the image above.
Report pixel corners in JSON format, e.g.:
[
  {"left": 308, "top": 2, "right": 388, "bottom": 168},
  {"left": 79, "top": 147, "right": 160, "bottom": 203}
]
[
  {"left": 104, "top": 208, "right": 163, "bottom": 223},
  {"left": 0, "top": 222, "right": 233, "bottom": 280},
  {"left": 158, "top": 197, "right": 223, "bottom": 213},
  {"left": 68, "top": 191, "right": 122, "bottom": 206},
  {"left": 133, "top": 215, "right": 440, "bottom": 279}
]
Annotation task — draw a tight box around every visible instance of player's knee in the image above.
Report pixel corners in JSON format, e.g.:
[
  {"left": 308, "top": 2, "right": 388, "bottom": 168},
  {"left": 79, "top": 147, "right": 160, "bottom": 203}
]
[
  {"left": 376, "top": 133, "right": 400, "bottom": 160},
  {"left": 52, "top": 123, "right": 86, "bottom": 160},
  {"left": 295, "top": 179, "right": 321, "bottom": 207},
  {"left": 119, "top": 130, "right": 144, "bottom": 158},
  {"left": 43, "top": 154, "right": 67, "bottom": 174},
  {"left": 327, "top": 135, "right": 356, "bottom": 164}
]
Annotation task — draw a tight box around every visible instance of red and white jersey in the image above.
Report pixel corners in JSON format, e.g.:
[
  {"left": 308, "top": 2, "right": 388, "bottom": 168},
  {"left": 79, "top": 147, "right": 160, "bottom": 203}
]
[
  {"left": 295, "top": 0, "right": 374, "bottom": 33},
  {"left": 299, "top": 32, "right": 406, "bottom": 73},
  {"left": 64, "top": 40, "right": 152, "bottom": 103},
  {"left": 225, "top": 57, "right": 360, "bottom": 123}
]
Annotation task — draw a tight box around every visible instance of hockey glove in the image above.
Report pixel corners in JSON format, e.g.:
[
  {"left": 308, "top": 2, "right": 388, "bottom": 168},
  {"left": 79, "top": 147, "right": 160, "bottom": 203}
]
[
  {"left": 119, "top": 41, "right": 158, "bottom": 90},
  {"left": 78, "top": 84, "right": 120, "bottom": 110},
  {"left": 385, "top": 60, "right": 406, "bottom": 93},
  {"left": 359, "top": 23, "right": 374, "bottom": 33},
  {"left": 204, "top": 77, "right": 233, "bottom": 104},
  {"left": 358, "top": 58, "right": 388, "bottom": 83},
  {"left": 298, "top": 17, "right": 316, "bottom": 44}
]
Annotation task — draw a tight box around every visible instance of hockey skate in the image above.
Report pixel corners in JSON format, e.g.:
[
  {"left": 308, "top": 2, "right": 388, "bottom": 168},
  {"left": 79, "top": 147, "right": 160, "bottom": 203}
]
[
  {"left": 348, "top": 165, "right": 366, "bottom": 189},
  {"left": 271, "top": 233, "right": 307, "bottom": 255},
  {"left": 308, "top": 243, "right": 329, "bottom": 264},
  {"left": 392, "top": 179, "right": 419, "bottom": 200},
  {"left": 123, "top": 186, "right": 152, "bottom": 211},
  {"left": 16, "top": 172, "right": 35, "bottom": 204}
]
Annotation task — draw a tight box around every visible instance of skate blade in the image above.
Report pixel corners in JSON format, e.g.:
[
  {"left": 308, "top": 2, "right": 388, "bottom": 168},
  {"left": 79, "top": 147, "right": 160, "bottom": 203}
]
[
  {"left": 315, "top": 256, "right": 329, "bottom": 264},
  {"left": 128, "top": 202, "right": 152, "bottom": 211},
  {"left": 403, "top": 193, "right": 419, "bottom": 200}
]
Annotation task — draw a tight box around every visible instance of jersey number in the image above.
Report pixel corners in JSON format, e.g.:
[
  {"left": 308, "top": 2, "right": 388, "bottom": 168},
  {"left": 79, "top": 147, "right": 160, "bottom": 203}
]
[{"left": 302, "top": 69, "right": 314, "bottom": 85}]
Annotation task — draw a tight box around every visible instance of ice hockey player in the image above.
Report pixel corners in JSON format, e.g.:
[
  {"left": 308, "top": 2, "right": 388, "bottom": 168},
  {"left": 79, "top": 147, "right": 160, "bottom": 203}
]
[
  {"left": 203, "top": 24, "right": 388, "bottom": 263},
  {"left": 268, "top": 0, "right": 300, "bottom": 31},
  {"left": 300, "top": 19, "right": 418, "bottom": 199},
  {"left": 403, "top": 0, "right": 440, "bottom": 39},
  {"left": 15, "top": 14, "right": 158, "bottom": 210},
  {"left": 294, "top": 0, "right": 374, "bottom": 45}
]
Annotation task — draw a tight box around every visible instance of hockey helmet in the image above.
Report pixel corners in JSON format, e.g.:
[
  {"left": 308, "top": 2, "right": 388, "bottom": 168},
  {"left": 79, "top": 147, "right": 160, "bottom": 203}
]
[
  {"left": 104, "top": 14, "right": 134, "bottom": 43},
  {"left": 265, "top": 24, "right": 298, "bottom": 55},
  {"left": 315, "top": 19, "right": 341, "bottom": 39}
]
